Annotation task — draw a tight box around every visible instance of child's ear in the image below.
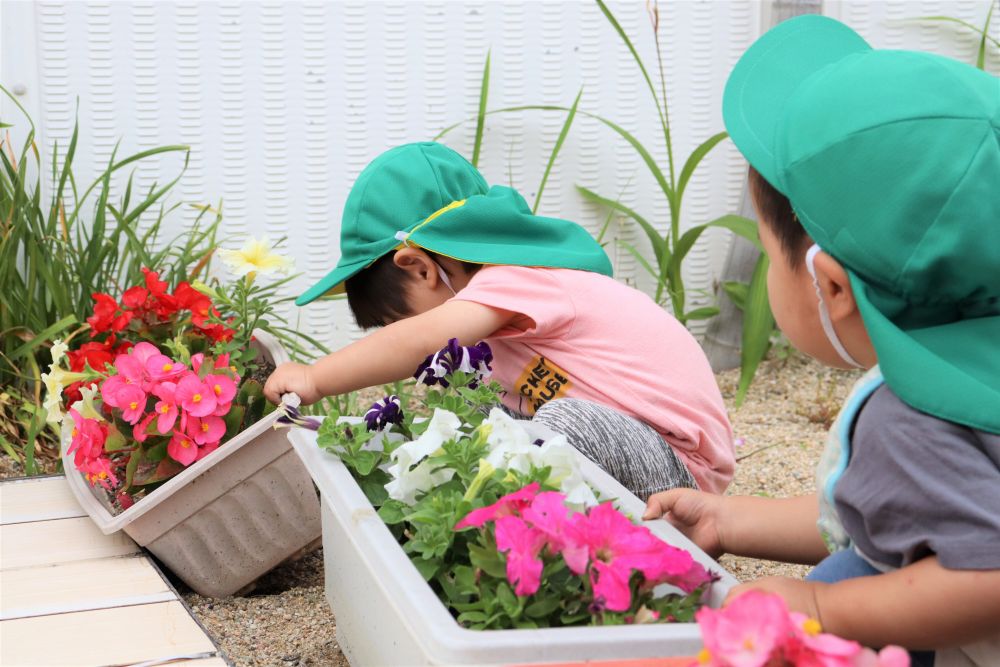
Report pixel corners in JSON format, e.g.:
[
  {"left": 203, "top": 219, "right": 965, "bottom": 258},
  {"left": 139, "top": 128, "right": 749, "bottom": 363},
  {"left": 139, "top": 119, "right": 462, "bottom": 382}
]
[
  {"left": 813, "top": 251, "right": 858, "bottom": 322},
  {"left": 393, "top": 247, "right": 438, "bottom": 287}
]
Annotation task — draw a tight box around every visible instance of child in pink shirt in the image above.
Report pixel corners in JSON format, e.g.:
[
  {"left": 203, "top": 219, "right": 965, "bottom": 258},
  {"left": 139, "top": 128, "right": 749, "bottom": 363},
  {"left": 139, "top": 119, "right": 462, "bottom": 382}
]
[{"left": 266, "top": 142, "right": 734, "bottom": 498}]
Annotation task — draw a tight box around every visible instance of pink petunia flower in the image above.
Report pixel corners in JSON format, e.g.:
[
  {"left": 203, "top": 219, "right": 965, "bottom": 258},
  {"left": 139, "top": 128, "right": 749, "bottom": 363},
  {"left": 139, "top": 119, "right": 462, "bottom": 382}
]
[
  {"left": 174, "top": 373, "right": 217, "bottom": 417},
  {"left": 168, "top": 430, "right": 199, "bottom": 466},
  {"left": 521, "top": 491, "right": 589, "bottom": 574},
  {"left": 454, "top": 482, "right": 541, "bottom": 530},
  {"left": 186, "top": 414, "right": 226, "bottom": 445},
  {"left": 494, "top": 515, "right": 547, "bottom": 596},
  {"left": 695, "top": 590, "right": 792, "bottom": 667}
]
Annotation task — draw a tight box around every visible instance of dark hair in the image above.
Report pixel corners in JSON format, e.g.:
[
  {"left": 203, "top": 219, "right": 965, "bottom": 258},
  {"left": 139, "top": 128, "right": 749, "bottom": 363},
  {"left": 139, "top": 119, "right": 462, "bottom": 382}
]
[
  {"left": 346, "top": 251, "right": 479, "bottom": 329},
  {"left": 747, "top": 166, "right": 810, "bottom": 267}
]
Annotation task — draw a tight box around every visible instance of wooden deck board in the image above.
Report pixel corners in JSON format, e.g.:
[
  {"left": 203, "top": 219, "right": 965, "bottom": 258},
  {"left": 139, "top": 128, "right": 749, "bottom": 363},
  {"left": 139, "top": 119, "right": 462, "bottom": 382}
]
[
  {"left": 1, "top": 554, "right": 176, "bottom": 620},
  {"left": 0, "top": 477, "right": 228, "bottom": 665},
  {"left": 0, "top": 601, "right": 217, "bottom": 666},
  {"left": 0, "top": 475, "right": 86, "bottom": 525},
  {"left": 1, "top": 515, "right": 139, "bottom": 570}
]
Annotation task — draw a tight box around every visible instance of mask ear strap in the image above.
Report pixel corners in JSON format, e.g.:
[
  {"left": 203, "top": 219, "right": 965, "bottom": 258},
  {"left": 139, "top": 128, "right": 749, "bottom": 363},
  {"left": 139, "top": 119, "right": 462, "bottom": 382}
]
[
  {"left": 806, "top": 244, "right": 864, "bottom": 368},
  {"left": 433, "top": 261, "right": 457, "bottom": 296}
]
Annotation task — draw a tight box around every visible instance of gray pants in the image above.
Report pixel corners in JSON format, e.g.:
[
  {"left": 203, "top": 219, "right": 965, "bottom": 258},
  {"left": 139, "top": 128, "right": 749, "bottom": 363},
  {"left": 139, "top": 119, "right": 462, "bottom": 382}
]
[{"left": 520, "top": 398, "right": 697, "bottom": 500}]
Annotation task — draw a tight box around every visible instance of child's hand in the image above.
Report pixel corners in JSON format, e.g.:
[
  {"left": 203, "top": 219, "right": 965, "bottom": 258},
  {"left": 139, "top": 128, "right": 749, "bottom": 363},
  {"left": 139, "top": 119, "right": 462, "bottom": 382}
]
[
  {"left": 643, "top": 488, "right": 726, "bottom": 559},
  {"left": 264, "top": 362, "right": 322, "bottom": 405},
  {"left": 724, "top": 577, "right": 823, "bottom": 622}
]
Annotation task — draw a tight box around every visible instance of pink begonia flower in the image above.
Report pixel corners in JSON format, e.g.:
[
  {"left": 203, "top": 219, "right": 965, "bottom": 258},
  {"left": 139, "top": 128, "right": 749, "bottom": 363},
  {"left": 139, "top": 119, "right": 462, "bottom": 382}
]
[
  {"left": 131, "top": 341, "right": 160, "bottom": 366},
  {"left": 186, "top": 414, "right": 226, "bottom": 445},
  {"left": 80, "top": 456, "right": 118, "bottom": 490},
  {"left": 454, "top": 482, "right": 540, "bottom": 530},
  {"left": 145, "top": 354, "right": 186, "bottom": 382},
  {"left": 695, "top": 590, "right": 792, "bottom": 667},
  {"left": 494, "top": 515, "right": 547, "bottom": 596},
  {"left": 521, "top": 491, "right": 589, "bottom": 574},
  {"left": 196, "top": 440, "right": 220, "bottom": 461},
  {"left": 152, "top": 381, "right": 179, "bottom": 434},
  {"left": 113, "top": 354, "right": 146, "bottom": 385},
  {"left": 174, "top": 373, "right": 217, "bottom": 417},
  {"left": 204, "top": 373, "right": 237, "bottom": 404},
  {"left": 67, "top": 408, "right": 108, "bottom": 465},
  {"left": 168, "top": 430, "right": 199, "bottom": 466},
  {"left": 133, "top": 412, "right": 156, "bottom": 443},
  {"left": 787, "top": 612, "right": 863, "bottom": 667},
  {"left": 116, "top": 384, "right": 148, "bottom": 424}
]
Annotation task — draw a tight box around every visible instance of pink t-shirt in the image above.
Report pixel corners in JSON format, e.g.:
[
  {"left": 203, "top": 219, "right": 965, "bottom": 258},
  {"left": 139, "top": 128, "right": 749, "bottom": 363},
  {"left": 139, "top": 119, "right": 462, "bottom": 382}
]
[{"left": 452, "top": 265, "right": 734, "bottom": 493}]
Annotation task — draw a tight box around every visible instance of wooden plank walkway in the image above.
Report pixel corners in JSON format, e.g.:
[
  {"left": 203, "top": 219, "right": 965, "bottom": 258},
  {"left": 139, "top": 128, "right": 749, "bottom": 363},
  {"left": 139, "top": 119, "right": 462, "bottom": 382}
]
[{"left": 1, "top": 475, "right": 229, "bottom": 666}]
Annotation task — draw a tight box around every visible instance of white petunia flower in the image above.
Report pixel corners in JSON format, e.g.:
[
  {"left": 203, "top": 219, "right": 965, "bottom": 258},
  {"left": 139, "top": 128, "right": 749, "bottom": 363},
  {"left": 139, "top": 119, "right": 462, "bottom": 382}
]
[
  {"left": 386, "top": 408, "right": 462, "bottom": 505},
  {"left": 50, "top": 339, "right": 68, "bottom": 367}
]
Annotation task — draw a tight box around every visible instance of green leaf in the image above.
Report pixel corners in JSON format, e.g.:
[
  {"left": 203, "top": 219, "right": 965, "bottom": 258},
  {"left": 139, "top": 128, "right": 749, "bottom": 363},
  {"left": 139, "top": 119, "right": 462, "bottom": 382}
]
[
  {"left": 125, "top": 449, "right": 141, "bottom": 488},
  {"left": 525, "top": 596, "right": 562, "bottom": 618},
  {"left": 533, "top": 87, "right": 582, "bottom": 214},
  {"left": 676, "top": 131, "right": 729, "bottom": 204},
  {"left": 619, "top": 240, "right": 661, "bottom": 284},
  {"left": 468, "top": 542, "right": 507, "bottom": 579},
  {"left": 496, "top": 582, "right": 520, "bottom": 617},
  {"left": 723, "top": 280, "right": 749, "bottom": 310},
  {"left": 683, "top": 305, "right": 720, "bottom": 321},
  {"left": 457, "top": 610, "right": 487, "bottom": 625},
  {"left": 351, "top": 450, "right": 380, "bottom": 476},
  {"left": 359, "top": 474, "right": 389, "bottom": 507},
  {"left": 472, "top": 50, "right": 490, "bottom": 168},
  {"left": 145, "top": 438, "right": 168, "bottom": 462},
  {"left": 103, "top": 429, "right": 127, "bottom": 452},
  {"left": 411, "top": 556, "right": 440, "bottom": 581},
  {"left": 735, "top": 254, "right": 775, "bottom": 407},
  {"left": 377, "top": 499, "right": 408, "bottom": 525},
  {"left": 576, "top": 185, "right": 667, "bottom": 266}
]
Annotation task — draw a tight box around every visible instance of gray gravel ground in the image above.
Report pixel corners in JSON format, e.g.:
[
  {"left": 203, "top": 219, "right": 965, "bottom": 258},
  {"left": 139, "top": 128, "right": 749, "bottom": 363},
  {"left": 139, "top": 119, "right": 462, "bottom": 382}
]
[{"left": 2, "top": 352, "right": 860, "bottom": 666}]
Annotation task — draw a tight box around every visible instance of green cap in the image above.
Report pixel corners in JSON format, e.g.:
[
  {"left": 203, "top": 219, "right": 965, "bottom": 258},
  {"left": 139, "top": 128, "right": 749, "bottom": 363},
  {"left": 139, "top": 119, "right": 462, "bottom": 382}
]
[
  {"left": 296, "top": 142, "right": 612, "bottom": 306},
  {"left": 723, "top": 15, "right": 1000, "bottom": 434}
]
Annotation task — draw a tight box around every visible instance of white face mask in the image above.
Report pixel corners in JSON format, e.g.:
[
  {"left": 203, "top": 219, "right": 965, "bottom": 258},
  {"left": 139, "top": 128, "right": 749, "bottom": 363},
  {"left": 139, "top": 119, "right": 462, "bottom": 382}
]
[{"left": 805, "top": 244, "right": 863, "bottom": 368}]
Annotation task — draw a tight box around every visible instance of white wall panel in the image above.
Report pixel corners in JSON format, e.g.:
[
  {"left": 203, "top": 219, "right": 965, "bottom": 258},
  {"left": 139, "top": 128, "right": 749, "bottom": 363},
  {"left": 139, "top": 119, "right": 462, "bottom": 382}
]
[{"left": 1, "top": 0, "right": 995, "bottom": 352}]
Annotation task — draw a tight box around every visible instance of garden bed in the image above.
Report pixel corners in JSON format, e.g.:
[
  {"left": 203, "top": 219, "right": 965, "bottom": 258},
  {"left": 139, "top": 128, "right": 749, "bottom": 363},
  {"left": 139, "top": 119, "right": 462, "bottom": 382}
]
[{"left": 171, "top": 354, "right": 860, "bottom": 666}]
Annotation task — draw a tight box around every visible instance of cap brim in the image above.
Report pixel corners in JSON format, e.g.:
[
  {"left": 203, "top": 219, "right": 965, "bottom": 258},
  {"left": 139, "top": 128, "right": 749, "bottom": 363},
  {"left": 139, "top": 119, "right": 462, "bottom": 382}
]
[
  {"left": 723, "top": 15, "right": 871, "bottom": 189},
  {"left": 849, "top": 271, "right": 1000, "bottom": 434},
  {"left": 295, "top": 258, "right": 372, "bottom": 306}
]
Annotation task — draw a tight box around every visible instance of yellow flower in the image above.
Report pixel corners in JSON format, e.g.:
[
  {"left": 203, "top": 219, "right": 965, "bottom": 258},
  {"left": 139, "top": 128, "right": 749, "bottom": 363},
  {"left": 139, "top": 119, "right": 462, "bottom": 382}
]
[{"left": 219, "top": 236, "right": 293, "bottom": 279}]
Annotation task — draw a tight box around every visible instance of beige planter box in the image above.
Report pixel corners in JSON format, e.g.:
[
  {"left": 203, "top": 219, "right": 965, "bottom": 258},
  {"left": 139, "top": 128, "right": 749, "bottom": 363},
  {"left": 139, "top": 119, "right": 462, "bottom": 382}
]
[{"left": 61, "top": 330, "right": 321, "bottom": 597}]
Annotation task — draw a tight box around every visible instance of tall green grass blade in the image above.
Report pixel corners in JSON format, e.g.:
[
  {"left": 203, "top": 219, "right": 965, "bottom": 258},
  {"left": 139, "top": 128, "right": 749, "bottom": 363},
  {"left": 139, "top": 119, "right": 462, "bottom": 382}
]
[
  {"left": 7, "top": 316, "right": 77, "bottom": 363},
  {"left": 472, "top": 50, "right": 491, "bottom": 168},
  {"left": 594, "top": 0, "right": 672, "bottom": 172},
  {"left": 735, "top": 254, "right": 774, "bottom": 406},
  {"left": 619, "top": 240, "right": 660, "bottom": 282},
  {"left": 977, "top": 2, "right": 996, "bottom": 69},
  {"left": 684, "top": 305, "right": 721, "bottom": 321},
  {"left": 913, "top": 15, "right": 1000, "bottom": 49},
  {"left": 533, "top": 88, "right": 582, "bottom": 214},
  {"left": 676, "top": 131, "right": 728, "bottom": 203},
  {"left": 576, "top": 184, "right": 667, "bottom": 265}
]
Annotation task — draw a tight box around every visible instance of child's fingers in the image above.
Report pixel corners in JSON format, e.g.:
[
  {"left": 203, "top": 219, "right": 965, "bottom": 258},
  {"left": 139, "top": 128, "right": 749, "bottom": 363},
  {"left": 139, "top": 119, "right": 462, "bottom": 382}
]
[{"left": 643, "top": 491, "right": 678, "bottom": 520}]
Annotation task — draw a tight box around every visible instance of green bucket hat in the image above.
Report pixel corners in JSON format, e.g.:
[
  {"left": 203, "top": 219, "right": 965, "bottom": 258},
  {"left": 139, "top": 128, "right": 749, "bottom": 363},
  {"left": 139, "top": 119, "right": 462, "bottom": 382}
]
[
  {"left": 296, "top": 142, "right": 612, "bottom": 306},
  {"left": 723, "top": 15, "right": 1000, "bottom": 434}
]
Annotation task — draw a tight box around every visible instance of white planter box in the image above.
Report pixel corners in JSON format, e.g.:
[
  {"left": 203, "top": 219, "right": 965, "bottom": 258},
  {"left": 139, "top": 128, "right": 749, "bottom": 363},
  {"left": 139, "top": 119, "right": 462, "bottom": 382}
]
[
  {"left": 289, "top": 426, "right": 737, "bottom": 666},
  {"left": 62, "top": 330, "right": 322, "bottom": 597}
]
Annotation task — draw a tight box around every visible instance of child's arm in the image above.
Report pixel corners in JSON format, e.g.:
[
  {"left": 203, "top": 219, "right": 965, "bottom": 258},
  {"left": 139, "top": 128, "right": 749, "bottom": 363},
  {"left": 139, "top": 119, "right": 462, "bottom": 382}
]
[
  {"left": 732, "top": 558, "right": 1000, "bottom": 650},
  {"left": 644, "top": 489, "right": 830, "bottom": 565},
  {"left": 263, "top": 300, "right": 515, "bottom": 404}
]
